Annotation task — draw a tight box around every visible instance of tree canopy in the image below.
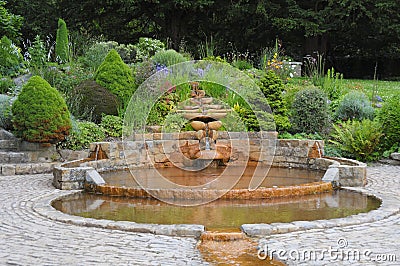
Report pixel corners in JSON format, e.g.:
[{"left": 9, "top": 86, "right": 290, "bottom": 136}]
[{"left": 5, "top": 0, "right": 400, "bottom": 62}]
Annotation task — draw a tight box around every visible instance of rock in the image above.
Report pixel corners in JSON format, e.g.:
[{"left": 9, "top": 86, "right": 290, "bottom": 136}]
[{"left": 390, "top": 152, "right": 400, "bottom": 161}]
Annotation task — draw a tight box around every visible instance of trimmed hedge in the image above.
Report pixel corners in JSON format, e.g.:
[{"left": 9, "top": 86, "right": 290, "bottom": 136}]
[{"left": 12, "top": 76, "right": 71, "bottom": 143}]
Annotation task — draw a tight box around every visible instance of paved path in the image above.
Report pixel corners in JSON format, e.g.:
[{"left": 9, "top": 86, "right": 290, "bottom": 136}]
[
  {"left": 0, "top": 174, "right": 207, "bottom": 265},
  {"left": 0, "top": 166, "right": 399, "bottom": 265},
  {"left": 259, "top": 165, "right": 400, "bottom": 265}
]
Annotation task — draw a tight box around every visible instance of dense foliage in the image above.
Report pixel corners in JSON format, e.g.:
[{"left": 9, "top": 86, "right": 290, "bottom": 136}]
[
  {"left": 69, "top": 80, "right": 119, "bottom": 123},
  {"left": 330, "top": 119, "right": 382, "bottom": 162},
  {"left": 0, "top": 0, "right": 23, "bottom": 42},
  {"left": 377, "top": 95, "right": 400, "bottom": 150},
  {"left": 55, "top": 18, "right": 69, "bottom": 63},
  {"left": 12, "top": 76, "right": 71, "bottom": 143},
  {"left": 94, "top": 49, "right": 135, "bottom": 107},
  {"left": 335, "top": 91, "right": 375, "bottom": 121},
  {"left": 290, "top": 88, "right": 330, "bottom": 135},
  {"left": 60, "top": 120, "right": 105, "bottom": 150},
  {"left": 0, "top": 36, "right": 24, "bottom": 76}
]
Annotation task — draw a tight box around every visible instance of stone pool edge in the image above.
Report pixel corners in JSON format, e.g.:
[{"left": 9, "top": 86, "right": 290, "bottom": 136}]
[
  {"left": 241, "top": 186, "right": 400, "bottom": 237},
  {"left": 32, "top": 187, "right": 400, "bottom": 239}
]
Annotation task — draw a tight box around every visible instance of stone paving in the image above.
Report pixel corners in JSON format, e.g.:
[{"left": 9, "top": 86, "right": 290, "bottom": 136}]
[
  {"left": 0, "top": 174, "right": 207, "bottom": 265},
  {"left": 0, "top": 165, "right": 399, "bottom": 265}
]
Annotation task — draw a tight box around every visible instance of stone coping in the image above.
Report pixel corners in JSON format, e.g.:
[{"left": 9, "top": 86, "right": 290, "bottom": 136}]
[
  {"left": 86, "top": 181, "right": 333, "bottom": 200},
  {"left": 241, "top": 187, "right": 399, "bottom": 237},
  {"left": 31, "top": 185, "right": 399, "bottom": 239},
  {"left": 33, "top": 190, "right": 205, "bottom": 238}
]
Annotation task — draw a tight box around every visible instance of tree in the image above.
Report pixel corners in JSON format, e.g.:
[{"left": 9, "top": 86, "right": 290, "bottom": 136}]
[
  {"left": 55, "top": 18, "right": 69, "bottom": 63},
  {"left": 0, "top": 0, "right": 23, "bottom": 42}
]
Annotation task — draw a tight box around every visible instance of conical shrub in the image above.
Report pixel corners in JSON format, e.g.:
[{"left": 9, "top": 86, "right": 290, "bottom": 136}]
[{"left": 12, "top": 76, "right": 71, "bottom": 143}]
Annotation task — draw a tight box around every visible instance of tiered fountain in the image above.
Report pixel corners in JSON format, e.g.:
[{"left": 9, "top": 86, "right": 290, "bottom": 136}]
[{"left": 176, "top": 81, "right": 231, "bottom": 165}]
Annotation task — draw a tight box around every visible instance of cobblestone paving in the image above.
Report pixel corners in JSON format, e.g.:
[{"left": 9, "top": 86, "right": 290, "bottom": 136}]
[
  {"left": 1, "top": 166, "right": 399, "bottom": 265},
  {"left": 259, "top": 165, "right": 400, "bottom": 265},
  {"left": 0, "top": 174, "right": 207, "bottom": 265}
]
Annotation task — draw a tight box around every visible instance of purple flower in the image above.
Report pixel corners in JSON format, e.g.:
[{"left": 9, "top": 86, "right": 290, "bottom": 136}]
[{"left": 375, "top": 95, "right": 383, "bottom": 102}]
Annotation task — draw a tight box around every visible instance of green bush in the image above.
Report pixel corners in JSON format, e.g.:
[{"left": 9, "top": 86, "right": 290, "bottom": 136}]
[
  {"left": 60, "top": 120, "right": 105, "bottom": 150},
  {"left": 55, "top": 18, "right": 69, "bottom": 63},
  {"left": 0, "top": 36, "right": 25, "bottom": 77},
  {"left": 0, "top": 76, "right": 15, "bottom": 94},
  {"left": 152, "top": 49, "right": 187, "bottom": 67},
  {"left": 290, "top": 88, "right": 331, "bottom": 135},
  {"left": 330, "top": 119, "right": 382, "bottom": 162},
  {"left": 12, "top": 76, "right": 71, "bottom": 143},
  {"left": 335, "top": 91, "right": 374, "bottom": 121},
  {"left": 94, "top": 49, "right": 136, "bottom": 106},
  {"left": 132, "top": 59, "right": 156, "bottom": 86},
  {"left": 134, "top": 37, "right": 165, "bottom": 61},
  {"left": 0, "top": 94, "right": 14, "bottom": 130},
  {"left": 231, "top": 59, "right": 253, "bottom": 70},
  {"left": 80, "top": 41, "right": 136, "bottom": 71},
  {"left": 377, "top": 94, "right": 400, "bottom": 150},
  {"left": 249, "top": 70, "right": 290, "bottom": 131},
  {"left": 100, "top": 115, "right": 123, "bottom": 137},
  {"left": 68, "top": 80, "right": 119, "bottom": 123},
  {"left": 43, "top": 64, "right": 91, "bottom": 94}
]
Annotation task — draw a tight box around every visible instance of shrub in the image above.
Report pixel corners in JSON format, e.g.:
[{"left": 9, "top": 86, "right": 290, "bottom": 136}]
[
  {"left": 100, "top": 115, "right": 123, "bottom": 137},
  {"left": 68, "top": 80, "right": 119, "bottom": 123},
  {"left": 0, "top": 76, "right": 15, "bottom": 94},
  {"left": 0, "top": 36, "right": 25, "bottom": 76},
  {"left": 94, "top": 49, "right": 136, "bottom": 106},
  {"left": 12, "top": 76, "right": 71, "bottom": 143},
  {"left": 0, "top": 94, "right": 14, "bottom": 130},
  {"left": 377, "top": 95, "right": 400, "bottom": 150},
  {"left": 290, "top": 88, "right": 331, "bottom": 135},
  {"left": 60, "top": 121, "right": 105, "bottom": 150},
  {"left": 231, "top": 59, "right": 252, "bottom": 70},
  {"left": 55, "top": 18, "right": 69, "bottom": 63},
  {"left": 248, "top": 69, "right": 291, "bottom": 131},
  {"left": 42, "top": 64, "right": 91, "bottom": 94},
  {"left": 132, "top": 59, "right": 156, "bottom": 86},
  {"left": 335, "top": 91, "right": 374, "bottom": 121},
  {"left": 330, "top": 119, "right": 382, "bottom": 162},
  {"left": 152, "top": 49, "right": 187, "bottom": 67},
  {"left": 134, "top": 37, "right": 165, "bottom": 61},
  {"left": 80, "top": 41, "right": 136, "bottom": 71}
]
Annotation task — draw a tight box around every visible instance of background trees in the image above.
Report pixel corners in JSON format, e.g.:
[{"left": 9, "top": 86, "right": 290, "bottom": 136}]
[{"left": 3, "top": 0, "right": 400, "bottom": 78}]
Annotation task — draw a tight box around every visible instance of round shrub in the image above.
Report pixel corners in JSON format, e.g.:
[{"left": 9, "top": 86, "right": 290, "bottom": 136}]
[
  {"left": 55, "top": 18, "right": 69, "bottom": 63},
  {"left": 152, "top": 49, "right": 187, "bottom": 67},
  {"left": 335, "top": 91, "right": 374, "bottom": 121},
  {"left": 94, "top": 49, "right": 136, "bottom": 105},
  {"left": 290, "top": 88, "right": 330, "bottom": 135},
  {"left": 69, "top": 80, "right": 119, "bottom": 123},
  {"left": 60, "top": 121, "right": 105, "bottom": 150},
  {"left": 134, "top": 37, "right": 165, "bottom": 61},
  {"left": 12, "top": 76, "right": 71, "bottom": 143},
  {"left": 377, "top": 94, "right": 400, "bottom": 150}
]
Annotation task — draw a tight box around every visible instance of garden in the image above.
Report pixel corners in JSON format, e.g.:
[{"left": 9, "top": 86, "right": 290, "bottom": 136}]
[{"left": 1, "top": 15, "right": 399, "bottom": 164}]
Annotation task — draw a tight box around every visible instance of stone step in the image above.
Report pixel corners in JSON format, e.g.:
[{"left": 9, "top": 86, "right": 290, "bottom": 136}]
[
  {"left": 0, "top": 139, "right": 20, "bottom": 150},
  {"left": 0, "top": 151, "right": 29, "bottom": 164}
]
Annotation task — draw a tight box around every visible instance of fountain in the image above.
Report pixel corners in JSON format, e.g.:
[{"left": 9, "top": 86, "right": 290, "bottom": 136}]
[{"left": 176, "top": 81, "right": 231, "bottom": 166}]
